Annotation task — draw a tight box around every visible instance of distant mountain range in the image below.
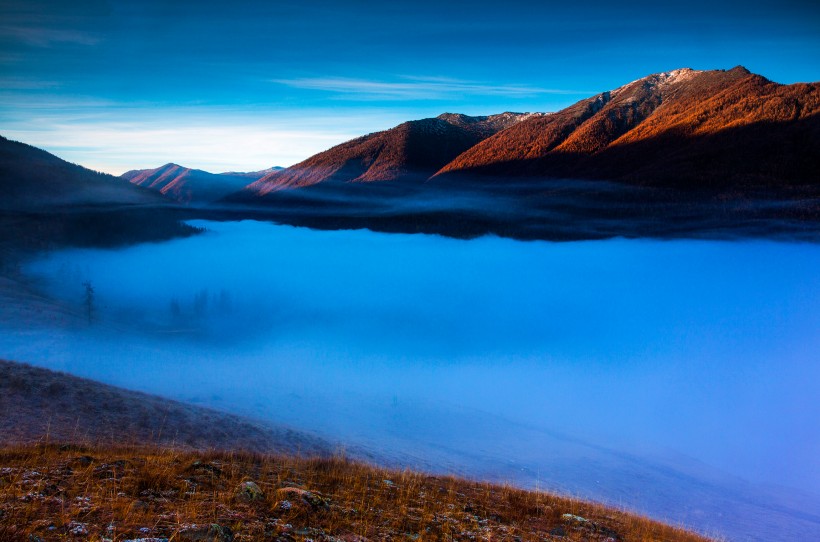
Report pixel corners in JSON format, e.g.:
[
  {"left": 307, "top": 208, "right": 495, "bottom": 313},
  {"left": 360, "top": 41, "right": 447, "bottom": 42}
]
[
  {"left": 122, "top": 163, "right": 282, "bottom": 204},
  {"left": 2, "top": 66, "right": 818, "bottom": 241},
  {"left": 239, "top": 66, "right": 818, "bottom": 198}
]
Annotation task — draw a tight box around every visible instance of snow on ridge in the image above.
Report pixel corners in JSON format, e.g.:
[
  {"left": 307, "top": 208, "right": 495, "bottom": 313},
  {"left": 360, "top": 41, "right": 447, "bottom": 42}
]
[{"left": 611, "top": 67, "right": 703, "bottom": 97}]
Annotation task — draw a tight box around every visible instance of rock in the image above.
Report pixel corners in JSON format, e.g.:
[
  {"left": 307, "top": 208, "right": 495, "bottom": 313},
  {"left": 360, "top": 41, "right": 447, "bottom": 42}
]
[
  {"left": 549, "top": 526, "right": 567, "bottom": 537},
  {"left": 68, "top": 521, "right": 88, "bottom": 536},
  {"left": 293, "top": 527, "right": 324, "bottom": 537},
  {"left": 561, "top": 513, "right": 589, "bottom": 523},
  {"left": 235, "top": 480, "right": 265, "bottom": 503},
  {"left": 95, "top": 459, "right": 128, "bottom": 479},
  {"left": 70, "top": 455, "right": 95, "bottom": 467},
  {"left": 597, "top": 526, "right": 621, "bottom": 539},
  {"left": 177, "top": 524, "right": 234, "bottom": 542},
  {"left": 187, "top": 461, "right": 222, "bottom": 477},
  {"left": 276, "top": 487, "right": 329, "bottom": 510}
]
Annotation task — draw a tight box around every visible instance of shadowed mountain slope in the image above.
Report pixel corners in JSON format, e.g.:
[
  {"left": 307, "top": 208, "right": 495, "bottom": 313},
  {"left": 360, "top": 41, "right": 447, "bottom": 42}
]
[
  {"left": 435, "top": 67, "right": 820, "bottom": 190},
  {"left": 0, "top": 359, "right": 330, "bottom": 455},
  {"left": 242, "top": 112, "right": 538, "bottom": 196},
  {"left": 122, "top": 163, "right": 279, "bottom": 204},
  {"left": 0, "top": 136, "right": 164, "bottom": 211},
  {"left": 218, "top": 166, "right": 284, "bottom": 179}
]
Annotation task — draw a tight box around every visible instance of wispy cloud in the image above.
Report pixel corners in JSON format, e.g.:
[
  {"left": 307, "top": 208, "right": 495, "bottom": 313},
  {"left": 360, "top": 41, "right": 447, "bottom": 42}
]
[
  {"left": 0, "top": 25, "right": 100, "bottom": 47},
  {"left": 0, "top": 77, "right": 61, "bottom": 90},
  {"left": 0, "top": 99, "right": 403, "bottom": 174},
  {"left": 272, "top": 76, "right": 588, "bottom": 100}
]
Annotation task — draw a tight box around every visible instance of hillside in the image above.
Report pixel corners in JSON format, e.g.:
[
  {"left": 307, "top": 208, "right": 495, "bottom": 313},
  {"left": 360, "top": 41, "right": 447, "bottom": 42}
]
[
  {"left": 213, "top": 67, "right": 820, "bottom": 241},
  {"left": 122, "top": 163, "right": 279, "bottom": 204},
  {"left": 435, "top": 67, "right": 820, "bottom": 190},
  {"left": 242, "top": 112, "right": 537, "bottom": 196},
  {"left": 0, "top": 444, "right": 712, "bottom": 542},
  {"left": 0, "top": 361, "right": 714, "bottom": 541},
  {"left": 0, "top": 136, "right": 164, "bottom": 211},
  {"left": 219, "top": 166, "right": 284, "bottom": 179},
  {"left": 0, "top": 360, "right": 329, "bottom": 455},
  {"left": 233, "top": 67, "right": 820, "bottom": 199}
]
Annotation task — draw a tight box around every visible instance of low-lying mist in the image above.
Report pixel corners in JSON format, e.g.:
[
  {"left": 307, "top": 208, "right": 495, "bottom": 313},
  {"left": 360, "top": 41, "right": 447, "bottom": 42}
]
[{"left": 3, "top": 220, "right": 819, "bottom": 502}]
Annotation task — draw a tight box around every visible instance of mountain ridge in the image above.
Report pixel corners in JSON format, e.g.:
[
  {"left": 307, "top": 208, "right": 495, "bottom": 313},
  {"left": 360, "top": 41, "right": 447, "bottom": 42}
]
[
  {"left": 434, "top": 66, "right": 820, "bottom": 188},
  {"left": 123, "top": 163, "right": 279, "bottom": 204},
  {"left": 242, "top": 111, "right": 539, "bottom": 196},
  {"left": 236, "top": 66, "right": 819, "bottom": 199},
  {"left": 0, "top": 135, "right": 165, "bottom": 210}
]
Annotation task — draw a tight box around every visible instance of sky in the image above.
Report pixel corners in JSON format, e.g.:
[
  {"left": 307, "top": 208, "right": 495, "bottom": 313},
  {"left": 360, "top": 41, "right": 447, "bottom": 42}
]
[{"left": 1, "top": 0, "right": 819, "bottom": 174}]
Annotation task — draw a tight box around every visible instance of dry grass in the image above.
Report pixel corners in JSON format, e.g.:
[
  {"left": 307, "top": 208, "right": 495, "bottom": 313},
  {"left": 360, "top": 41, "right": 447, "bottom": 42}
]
[
  {"left": 0, "top": 360, "right": 330, "bottom": 457},
  {"left": 0, "top": 444, "right": 713, "bottom": 542}
]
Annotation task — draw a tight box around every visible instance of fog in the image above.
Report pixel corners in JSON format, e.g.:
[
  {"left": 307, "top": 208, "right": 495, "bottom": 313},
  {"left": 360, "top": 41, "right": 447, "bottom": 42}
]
[{"left": 2, "top": 220, "right": 819, "bottom": 539}]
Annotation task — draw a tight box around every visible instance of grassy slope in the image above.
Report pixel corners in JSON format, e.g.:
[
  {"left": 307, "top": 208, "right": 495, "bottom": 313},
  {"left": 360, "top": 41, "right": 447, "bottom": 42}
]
[
  {"left": 0, "top": 360, "right": 329, "bottom": 456},
  {"left": 0, "top": 444, "right": 712, "bottom": 542},
  {"left": 0, "top": 361, "right": 712, "bottom": 541}
]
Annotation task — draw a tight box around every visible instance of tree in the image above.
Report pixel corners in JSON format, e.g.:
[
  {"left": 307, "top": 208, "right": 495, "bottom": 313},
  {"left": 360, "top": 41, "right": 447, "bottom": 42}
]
[
  {"left": 82, "top": 281, "right": 95, "bottom": 324},
  {"left": 193, "top": 288, "right": 209, "bottom": 317}
]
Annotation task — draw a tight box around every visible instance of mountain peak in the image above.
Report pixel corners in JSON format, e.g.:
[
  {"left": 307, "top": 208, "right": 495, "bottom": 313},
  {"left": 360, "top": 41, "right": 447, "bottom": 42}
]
[
  {"left": 728, "top": 65, "right": 752, "bottom": 75},
  {"left": 122, "top": 163, "right": 259, "bottom": 204},
  {"left": 240, "top": 111, "right": 536, "bottom": 194},
  {"left": 435, "top": 65, "right": 819, "bottom": 187},
  {"left": 437, "top": 112, "right": 484, "bottom": 122}
]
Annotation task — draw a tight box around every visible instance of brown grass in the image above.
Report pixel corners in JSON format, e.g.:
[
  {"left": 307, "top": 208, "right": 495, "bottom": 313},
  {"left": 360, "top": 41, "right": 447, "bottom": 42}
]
[{"left": 0, "top": 444, "right": 713, "bottom": 542}]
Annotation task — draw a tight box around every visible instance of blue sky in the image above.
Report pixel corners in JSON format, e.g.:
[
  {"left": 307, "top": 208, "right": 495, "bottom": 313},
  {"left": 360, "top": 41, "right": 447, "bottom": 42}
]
[{"left": 1, "top": 0, "right": 819, "bottom": 174}]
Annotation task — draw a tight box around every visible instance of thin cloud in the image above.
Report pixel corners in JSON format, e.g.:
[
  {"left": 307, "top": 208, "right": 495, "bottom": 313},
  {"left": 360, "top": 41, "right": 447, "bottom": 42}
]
[
  {"left": 272, "top": 76, "right": 589, "bottom": 100},
  {"left": 0, "top": 77, "right": 62, "bottom": 90},
  {"left": 0, "top": 25, "right": 101, "bottom": 47},
  {"left": 0, "top": 102, "right": 394, "bottom": 175}
]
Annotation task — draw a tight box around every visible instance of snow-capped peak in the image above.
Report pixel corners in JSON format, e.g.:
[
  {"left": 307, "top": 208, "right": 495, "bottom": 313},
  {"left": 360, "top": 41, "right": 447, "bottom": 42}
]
[{"left": 611, "top": 67, "right": 702, "bottom": 97}]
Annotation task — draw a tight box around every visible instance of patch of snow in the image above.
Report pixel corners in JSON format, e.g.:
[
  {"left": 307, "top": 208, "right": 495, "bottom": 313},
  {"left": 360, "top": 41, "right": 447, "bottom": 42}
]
[{"left": 611, "top": 67, "right": 702, "bottom": 96}]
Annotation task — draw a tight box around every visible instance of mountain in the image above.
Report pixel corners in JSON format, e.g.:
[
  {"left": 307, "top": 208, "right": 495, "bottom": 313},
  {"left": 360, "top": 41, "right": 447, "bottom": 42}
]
[
  {"left": 219, "top": 166, "right": 284, "bottom": 179},
  {"left": 0, "top": 135, "right": 163, "bottom": 211},
  {"left": 435, "top": 67, "right": 820, "bottom": 190},
  {"left": 122, "top": 163, "right": 279, "bottom": 204},
  {"left": 242, "top": 112, "right": 538, "bottom": 196},
  {"left": 233, "top": 66, "right": 819, "bottom": 207},
  {"left": 0, "top": 359, "right": 329, "bottom": 454}
]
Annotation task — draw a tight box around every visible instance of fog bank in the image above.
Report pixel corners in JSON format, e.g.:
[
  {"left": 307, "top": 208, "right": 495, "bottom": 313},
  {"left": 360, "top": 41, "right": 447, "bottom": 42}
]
[{"left": 2, "top": 220, "right": 819, "bottom": 540}]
